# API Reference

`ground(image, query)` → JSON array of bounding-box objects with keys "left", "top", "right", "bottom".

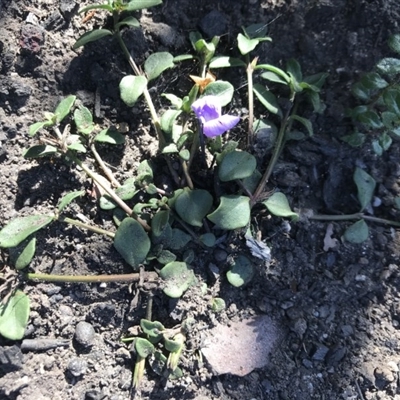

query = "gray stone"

[{"left": 75, "top": 321, "right": 95, "bottom": 347}]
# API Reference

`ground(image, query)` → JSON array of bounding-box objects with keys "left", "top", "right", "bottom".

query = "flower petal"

[
  {"left": 203, "top": 114, "right": 240, "bottom": 137},
  {"left": 191, "top": 96, "right": 221, "bottom": 123}
]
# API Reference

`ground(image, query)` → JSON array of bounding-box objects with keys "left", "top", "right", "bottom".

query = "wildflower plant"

[{"left": 0, "top": 0, "right": 330, "bottom": 385}]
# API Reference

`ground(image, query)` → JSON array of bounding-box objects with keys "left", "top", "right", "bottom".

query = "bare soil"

[{"left": 1, "top": 0, "right": 400, "bottom": 399}]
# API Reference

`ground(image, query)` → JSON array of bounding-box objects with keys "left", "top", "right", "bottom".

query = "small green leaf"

[
  {"left": 207, "top": 195, "right": 250, "bottom": 230},
  {"left": 262, "top": 192, "right": 298, "bottom": 219},
  {"left": 357, "top": 110, "right": 384, "bottom": 129},
  {"left": 94, "top": 128, "right": 125, "bottom": 144},
  {"left": 0, "top": 290, "right": 30, "bottom": 340},
  {"left": 244, "top": 23, "right": 269, "bottom": 39},
  {"left": 179, "top": 149, "right": 190, "bottom": 161},
  {"left": 162, "top": 93, "right": 183, "bottom": 109},
  {"left": 54, "top": 95, "right": 76, "bottom": 123},
  {"left": 0, "top": 214, "right": 54, "bottom": 248},
  {"left": 209, "top": 56, "right": 246, "bottom": 68},
  {"left": 286, "top": 58, "right": 303, "bottom": 83},
  {"left": 9, "top": 236, "right": 36, "bottom": 270},
  {"left": 226, "top": 255, "right": 254, "bottom": 287},
  {"left": 78, "top": 4, "right": 113, "bottom": 14},
  {"left": 119, "top": 75, "right": 148, "bottom": 107},
  {"left": 169, "top": 229, "right": 192, "bottom": 250},
  {"left": 343, "top": 220, "right": 369, "bottom": 243},
  {"left": 135, "top": 338, "right": 155, "bottom": 358},
  {"left": 144, "top": 52, "right": 174, "bottom": 81},
  {"left": 58, "top": 190, "right": 85, "bottom": 213},
  {"left": 253, "top": 83, "right": 282, "bottom": 117},
  {"left": 218, "top": 150, "right": 256, "bottom": 181},
  {"left": 383, "top": 89, "right": 400, "bottom": 116},
  {"left": 237, "top": 33, "right": 259, "bottom": 55},
  {"left": 351, "top": 82, "right": 373, "bottom": 102},
  {"left": 140, "top": 319, "right": 165, "bottom": 340},
  {"left": 199, "top": 232, "right": 216, "bottom": 247},
  {"left": 160, "top": 110, "right": 182, "bottom": 135},
  {"left": 212, "top": 298, "right": 226, "bottom": 312},
  {"left": 341, "top": 132, "right": 366, "bottom": 147},
  {"left": 135, "top": 160, "right": 154, "bottom": 186},
  {"left": 113, "top": 218, "right": 150, "bottom": 270},
  {"left": 260, "top": 71, "right": 288, "bottom": 85},
  {"left": 68, "top": 142, "right": 86, "bottom": 153},
  {"left": 125, "top": 0, "right": 162, "bottom": 11},
  {"left": 29, "top": 121, "right": 53, "bottom": 136},
  {"left": 353, "top": 168, "right": 376, "bottom": 211},
  {"left": 152, "top": 210, "right": 170, "bottom": 238},
  {"left": 376, "top": 57, "right": 400, "bottom": 77},
  {"left": 288, "top": 115, "right": 313, "bottom": 136},
  {"left": 394, "top": 197, "right": 400, "bottom": 210},
  {"left": 159, "top": 261, "right": 196, "bottom": 298},
  {"left": 175, "top": 188, "right": 213, "bottom": 227},
  {"left": 203, "top": 81, "right": 234, "bottom": 107},
  {"left": 302, "top": 72, "right": 329, "bottom": 89},
  {"left": 115, "top": 16, "right": 140, "bottom": 31},
  {"left": 173, "top": 54, "right": 194, "bottom": 62},
  {"left": 360, "top": 72, "right": 388, "bottom": 90},
  {"left": 255, "top": 64, "right": 290, "bottom": 83},
  {"left": 389, "top": 34, "right": 400, "bottom": 54},
  {"left": 23, "top": 145, "right": 58, "bottom": 158},
  {"left": 74, "top": 106, "right": 94, "bottom": 135},
  {"left": 73, "top": 29, "right": 113, "bottom": 49}
]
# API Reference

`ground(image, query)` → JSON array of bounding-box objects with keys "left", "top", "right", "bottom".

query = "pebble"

[
  {"left": 74, "top": 321, "right": 95, "bottom": 347},
  {"left": 67, "top": 358, "right": 88, "bottom": 377}
]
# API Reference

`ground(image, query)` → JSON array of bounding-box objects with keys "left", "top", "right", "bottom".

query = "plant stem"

[
  {"left": 24, "top": 271, "right": 159, "bottom": 283},
  {"left": 115, "top": 30, "right": 165, "bottom": 149},
  {"left": 309, "top": 212, "right": 400, "bottom": 227},
  {"left": 60, "top": 216, "right": 115, "bottom": 238},
  {"left": 181, "top": 160, "right": 194, "bottom": 189},
  {"left": 69, "top": 153, "right": 151, "bottom": 231},
  {"left": 90, "top": 143, "right": 120, "bottom": 188},
  {"left": 246, "top": 57, "right": 256, "bottom": 147}
]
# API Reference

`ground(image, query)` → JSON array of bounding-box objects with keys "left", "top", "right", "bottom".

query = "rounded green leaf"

[
  {"left": 135, "top": 338, "right": 155, "bottom": 358},
  {"left": 175, "top": 188, "right": 213, "bottom": 227},
  {"left": 207, "top": 195, "right": 250, "bottom": 230},
  {"left": 262, "top": 192, "right": 298, "bottom": 220},
  {"left": 115, "top": 16, "right": 140, "bottom": 30},
  {"left": 9, "top": 236, "right": 36, "bottom": 270},
  {"left": 58, "top": 190, "right": 85, "bottom": 213},
  {"left": 159, "top": 261, "right": 196, "bottom": 298},
  {"left": 144, "top": 52, "right": 174, "bottom": 81},
  {"left": 343, "top": 220, "right": 369, "bottom": 243},
  {"left": 226, "top": 255, "right": 254, "bottom": 287},
  {"left": 203, "top": 81, "right": 234, "bottom": 106},
  {"left": 23, "top": 145, "right": 58, "bottom": 158},
  {"left": 0, "top": 214, "right": 54, "bottom": 248},
  {"left": 389, "top": 34, "right": 400, "bottom": 54},
  {"left": 199, "top": 233, "right": 216, "bottom": 247},
  {"left": 353, "top": 168, "right": 376, "bottom": 211},
  {"left": 212, "top": 297, "right": 226, "bottom": 312},
  {"left": 218, "top": 150, "right": 256, "bottom": 182},
  {"left": 237, "top": 33, "right": 259, "bottom": 55},
  {"left": 94, "top": 128, "right": 125, "bottom": 144},
  {"left": 253, "top": 83, "right": 282, "bottom": 117},
  {"left": 119, "top": 75, "right": 148, "bottom": 107},
  {"left": 0, "top": 290, "right": 30, "bottom": 340},
  {"left": 54, "top": 95, "right": 76, "bottom": 123},
  {"left": 125, "top": 0, "right": 162, "bottom": 11},
  {"left": 74, "top": 106, "right": 94, "bottom": 135},
  {"left": 113, "top": 218, "right": 150, "bottom": 270},
  {"left": 73, "top": 29, "right": 113, "bottom": 49},
  {"left": 209, "top": 56, "right": 246, "bottom": 68},
  {"left": 140, "top": 319, "right": 165, "bottom": 339},
  {"left": 376, "top": 57, "right": 400, "bottom": 77}
]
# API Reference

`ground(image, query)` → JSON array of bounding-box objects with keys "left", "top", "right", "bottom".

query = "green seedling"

[{"left": 344, "top": 33, "right": 400, "bottom": 155}]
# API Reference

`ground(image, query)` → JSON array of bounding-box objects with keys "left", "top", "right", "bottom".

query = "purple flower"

[{"left": 191, "top": 96, "right": 240, "bottom": 138}]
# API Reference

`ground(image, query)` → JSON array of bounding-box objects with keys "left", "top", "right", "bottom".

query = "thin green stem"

[
  {"left": 181, "top": 160, "right": 194, "bottom": 189},
  {"left": 24, "top": 271, "right": 159, "bottom": 283},
  {"left": 90, "top": 143, "right": 120, "bottom": 188},
  {"left": 309, "top": 212, "right": 400, "bottom": 227},
  {"left": 246, "top": 57, "right": 256, "bottom": 147},
  {"left": 60, "top": 216, "right": 115, "bottom": 238}
]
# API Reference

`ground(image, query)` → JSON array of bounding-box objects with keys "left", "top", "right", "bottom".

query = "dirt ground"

[{"left": 1, "top": 0, "right": 400, "bottom": 399}]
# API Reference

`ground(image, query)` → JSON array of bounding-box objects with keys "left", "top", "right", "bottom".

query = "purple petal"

[
  {"left": 191, "top": 96, "right": 221, "bottom": 123},
  {"left": 203, "top": 114, "right": 240, "bottom": 137}
]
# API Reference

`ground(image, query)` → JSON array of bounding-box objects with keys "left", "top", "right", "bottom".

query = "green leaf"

[
  {"left": 159, "top": 261, "right": 196, "bottom": 298},
  {"left": 151, "top": 210, "right": 170, "bottom": 238},
  {"left": 199, "top": 233, "right": 216, "bottom": 247},
  {"left": 341, "top": 132, "right": 366, "bottom": 147},
  {"left": 286, "top": 58, "right": 303, "bottom": 83},
  {"left": 68, "top": 142, "right": 87, "bottom": 153},
  {"left": 125, "top": 0, "right": 162, "bottom": 11},
  {"left": 162, "top": 93, "right": 183, "bottom": 109},
  {"left": 73, "top": 29, "right": 113, "bottom": 49},
  {"left": 179, "top": 149, "right": 190, "bottom": 161},
  {"left": 54, "top": 95, "right": 76, "bottom": 123},
  {"left": 175, "top": 188, "right": 213, "bottom": 227},
  {"left": 237, "top": 33, "right": 259, "bottom": 55},
  {"left": 351, "top": 82, "right": 373, "bottom": 102},
  {"left": 381, "top": 111, "right": 400, "bottom": 129},
  {"left": 260, "top": 71, "right": 288, "bottom": 85},
  {"left": 255, "top": 64, "right": 290, "bottom": 83},
  {"left": 0, "top": 290, "right": 30, "bottom": 340},
  {"left": 169, "top": 229, "right": 191, "bottom": 250},
  {"left": 207, "top": 195, "right": 250, "bottom": 230},
  {"left": 212, "top": 298, "right": 226, "bottom": 312},
  {"left": 0, "top": 214, "right": 54, "bottom": 248},
  {"left": 288, "top": 115, "right": 313, "bottom": 136},
  {"left": 135, "top": 338, "right": 155, "bottom": 358},
  {"left": 376, "top": 57, "right": 400, "bottom": 77},
  {"left": 119, "top": 75, "right": 148, "bottom": 107},
  {"left": 209, "top": 56, "right": 246, "bottom": 68},
  {"left": 226, "top": 255, "right": 254, "bottom": 287},
  {"left": 253, "top": 83, "right": 282, "bottom": 117},
  {"left": 203, "top": 81, "right": 234, "bottom": 107},
  {"left": 74, "top": 106, "right": 94, "bottom": 135},
  {"left": 244, "top": 23, "right": 269, "bottom": 39},
  {"left": 94, "top": 128, "right": 125, "bottom": 144},
  {"left": 383, "top": 89, "right": 400, "bottom": 116},
  {"left": 113, "top": 218, "right": 150, "bottom": 270},
  {"left": 360, "top": 72, "right": 388, "bottom": 90},
  {"left": 140, "top": 319, "right": 165, "bottom": 340},
  {"left": 115, "top": 16, "right": 140, "bottom": 31},
  {"left": 173, "top": 54, "right": 194, "bottom": 62},
  {"left": 58, "top": 190, "right": 85, "bottom": 213},
  {"left": 135, "top": 160, "right": 154, "bottom": 186},
  {"left": 357, "top": 110, "right": 384, "bottom": 129},
  {"left": 343, "top": 220, "right": 369, "bottom": 243},
  {"left": 23, "top": 145, "right": 58, "bottom": 158},
  {"left": 353, "top": 168, "right": 376, "bottom": 211},
  {"left": 262, "top": 192, "right": 298, "bottom": 219},
  {"left": 394, "top": 197, "right": 400, "bottom": 210},
  {"left": 302, "top": 72, "right": 329, "bottom": 89},
  {"left": 29, "top": 121, "right": 53, "bottom": 136},
  {"left": 9, "top": 236, "right": 36, "bottom": 270},
  {"left": 160, "top": 110, "right": 182, "bottom": 135},
  {"left": 144, "top": 52, "right": 174, "bottom": 81},
  {"left": 78, "top": 4, "right": 113, "bottom": 14},
  {"left": 389, "top": 34, "right": 400, "bottom": 54},
  {"left": 218, "top": 150, "right": 256, "bottom": 182}
]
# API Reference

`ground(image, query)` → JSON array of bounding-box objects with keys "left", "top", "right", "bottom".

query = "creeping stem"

[{"left": 309, "top": 213, "right": 400, "bottom": 227}]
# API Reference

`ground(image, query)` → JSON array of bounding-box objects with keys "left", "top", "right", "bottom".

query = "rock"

[
  {"left": 19, "top": 24, "right": 44, "bottom": 53},
  {"left": 0, "top": 345, "right": 24, "bottom": 372},
  {"left": 199, "top": 10, "right": 228, "bottom": 38},
  {"left": 201, "top": 315, "right": 281, "bottom": 376},
  {"left": 75, "top": 321, "right": 95, "bottom": 348},
  {"left": 67, "top": 358, "right": 88, "bottom": 377}
]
